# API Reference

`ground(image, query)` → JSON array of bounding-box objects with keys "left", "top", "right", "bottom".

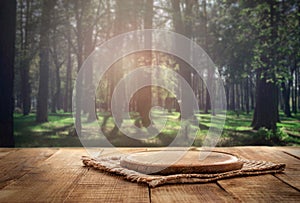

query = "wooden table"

[{"left": 0, "top": 147, "right": 299, "bottom": 202}]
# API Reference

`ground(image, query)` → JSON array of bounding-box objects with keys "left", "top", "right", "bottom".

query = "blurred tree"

[
  {"left": 171, "top": 0, "right": 196, "bottom": 118},
  {"left": 16, "top": 0, "right": 41, "bottom": 115},
  {"left": 250, "top": 1, "right": 280, "bottom": 130},
  {"left": 0, "top": 0, "right": 16, "bottom": 147},
  {"left": 9, "top": 0, "right": 300, "bottom": 138},
  {"left": 136, "top": 0, "right": 154, "bottom": 127},
  {"left": 36, "top": 0, "right": 56, "bottom": 122}
]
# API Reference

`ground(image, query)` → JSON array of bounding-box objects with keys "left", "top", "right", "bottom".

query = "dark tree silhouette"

[
  {"left": 251, "top": 1, "right": 279, "bottom": 130},
  {"left": 0, "top": 0, "right": 16, "bottom": 147}
]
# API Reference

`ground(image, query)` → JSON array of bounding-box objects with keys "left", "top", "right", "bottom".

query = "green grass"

[
  {"left": 14, "top": 113, "right": 80, "bottom": 147},
  {"left": 13, "top": 110, "right": 300, "bottom": 147},
  {"left": 15, "top": 113, "right": 73, "bottom": 133}
]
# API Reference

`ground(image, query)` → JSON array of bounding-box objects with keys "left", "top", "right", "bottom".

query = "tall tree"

[
  {"left": 36, "top": 0, "right": 56, "bottom": 122},
  {"left": 64, "top": 19, "right": 72, "bottom": 113},
  {"left": 108, "top": 0, "right": 135, "bottom": 137},
  {"left": 16, "top": 0, "right": 41, "bottom": 115},
  {"left": 82, "top": 0, "right": 105, "bottom": 122},
  {"left": 49, "top": 3, "right": 68, "bottom": 113},
  {"left": 73, "top": 0, "right": 103, "bottom": 131},
  {"left": 136, "top": 0, "right": 154, "bottom": 127},
  {"left": 0, "top": 0, "right": 16, "bottom": 147},
  {"left": 202, "top": 0, "right": 212, "bottom": 114},
  {"left": 18, "top": 0, "right": 31, "bottom": 115},
  {"left": 171, "top": 0, "right": 196, "bottom": 118},
  {"left": 251, "top": 1, "right": 279, "bottom": 130},
  {"left": 62, "top": 0, "right": 74, "bottom": 113}
]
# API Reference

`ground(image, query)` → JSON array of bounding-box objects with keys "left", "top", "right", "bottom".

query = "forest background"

[{"left": 0, "top": 0, "right": 299, "bottom": 147}]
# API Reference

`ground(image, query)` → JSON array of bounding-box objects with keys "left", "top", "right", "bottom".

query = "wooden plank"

[
  {"left": 0, "top": 148, "right": 18, "bottom": 158},
  {"left": 0, "top": 167, "right": 86, "bottom": 202},
  {"left": 217, "top": 147, "right": 300, "bottom": 202},
  {"left": 218, "top": 174, "right": 300, "bottom": 202},
  {"left": 0, "top": 148, "right": 18, "bottom": 153},
  {"left": 0, "top": 148, "right": 58, "bottom": 189},
  {"left": 151, "top": 183, "right": 239, "bottom": 203},
  {"left": 0, "top": 148, "right": 88, "bottom": 202},
  {"left": 64, "top": 169, "right": 150, "bottom": 203},
  {"left": 219, "top": 147, "right": 300, "bottom": 190},
  {"left": 0, "top": 147, "right": 298, "bottom": 202},
  {"left": 276, "top": 147, "right": 300, "bottom": 159}
]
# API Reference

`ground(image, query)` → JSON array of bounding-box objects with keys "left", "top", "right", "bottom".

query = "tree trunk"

[
  {"left": 36, "top": 0, "right": 55, "bottom": 122},
  {"left": 201, "top": 0, "right": 212, "bottom": 115},
  {"left": 199, "top": 78, "right": 204, "bottom": 110},
  {"left": 295, "top": 64, "right": 298, "bottom": 114},
  {"left": 292, "top": 66, "right": 297, "bottom": 114},
  {"left": 63, "top": 4, "right": 72, "bottom": 113},
  {"left": 20, "top": 59, "right": 31, "bottom": 115},
  {"left": 135, "top": 0, "right": 153, "bottom": 127},
  {"left": 204, "top": 89, "right": 210, "bottom": 113},
  {"left": 241, "top": 82, "right": 245, "bottom": 112},
  {"left": 107, "top": 0, "right": 126, "bottom": 137},
  {"left": 84, "top": 16, "right": 95, "bottom": 122},
  {"left": 281, "top": 81, "right": 291, "bottom": 117},
  {"left": 298, "top": 62, "right": 300, "bottom": 112},
  {"left": 250, "top": 75, "right": 255, "bottom": 110},
  {"left": 51, "top": 26, "right": 62, "bottom": 112},
  {"left": 55, "top": 63, "right": 61, "bottom": 110},
  {"left": 200, "top": 79, "right": 205, "bottom": 110},
  {"left": 74, "top": 0, "right": 85, "bottom": 134},
  {"left": 245, "top": 77, "right": 250, "bottom": 114},
  {"left": 19, "top": 0, "right": 31, "bottom": 115},
  {"left": 236, "top": 83, "right": 241, "bottom": 115},
  {"left": 252, "top": 2, "right": 279, "bottom": 130},
  {"left": 231, "top": 83, "right": 235, "bottom": 111},
  {"left": 0, "top": 0, "right": 16, "bottom": 147},
  {"left": 64, "top": 38, "right": 72, "bottom": 112},
  {"left": 252, "top": 69, "right": 278, "bottom": 130},
  {"left": 50, "top": 66, "right": 56, "bottom": 113},
  {"left": 298, "top": 70, "right": 300, "bottom": 112},
  {"left": 171, "top": 0, "right": 195, "bottom": 118},
  {"left": 225, "top": 84, "right": 230, "bottom": 111}
]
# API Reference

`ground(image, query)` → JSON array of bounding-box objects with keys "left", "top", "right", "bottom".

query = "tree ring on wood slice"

[{"left": 120, "top": 150, "right": 244, "bottom": 175}]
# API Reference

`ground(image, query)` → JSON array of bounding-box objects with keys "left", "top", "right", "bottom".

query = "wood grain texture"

[
  {"left": 0, "top": 148, "right": 58, "bottom": 189},
  {"left": 217, "top": 147, "right": 300, "bottom": 202},
  {"left": 218, "top": 174, "right": 300, "bottom": 202},
  {"left": 277, "top": 147, "right": 300, "bottom": 159},
  {"left": 0, "top": 148, "right": 17, "bottom": 158},
  {"left": 219, "top": 147, "right": 300, "bottom": 190},
  {"left": 0, "top": 148, "right": 86, "bottom": 202},
  {"left": 65, "top": 169, "right": 149, "bottom": 203},
  {"left": 0, "top": 147, "right": 298, "bottom": 203},
  {"left": 151, "top": 183, "right": 239, "bottom": 203}
]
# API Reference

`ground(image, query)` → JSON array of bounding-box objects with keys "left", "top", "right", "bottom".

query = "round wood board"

[{"left": 120, "top": 150, "right": 243, "bottom": 175}]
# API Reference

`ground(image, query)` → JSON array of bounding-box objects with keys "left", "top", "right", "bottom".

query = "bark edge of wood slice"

[{"left": 120, "top": 150, "right": 244, "bottom": 175}]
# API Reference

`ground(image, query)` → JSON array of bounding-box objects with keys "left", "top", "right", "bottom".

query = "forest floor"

[{"left": 14, "top": 111, "right": 300, "bottom": 147}]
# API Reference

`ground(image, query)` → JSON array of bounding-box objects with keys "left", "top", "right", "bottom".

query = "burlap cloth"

[{"left": 82, "top": 153, "right": 285, "bottom": 187}]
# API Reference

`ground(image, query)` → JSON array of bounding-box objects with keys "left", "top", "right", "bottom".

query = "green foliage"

[
  {"left": 255, "top": 127, "right": 282, "bottom": 144},
  {"left": 253, "top": 126, "right": 300, "bottom": 146}
]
